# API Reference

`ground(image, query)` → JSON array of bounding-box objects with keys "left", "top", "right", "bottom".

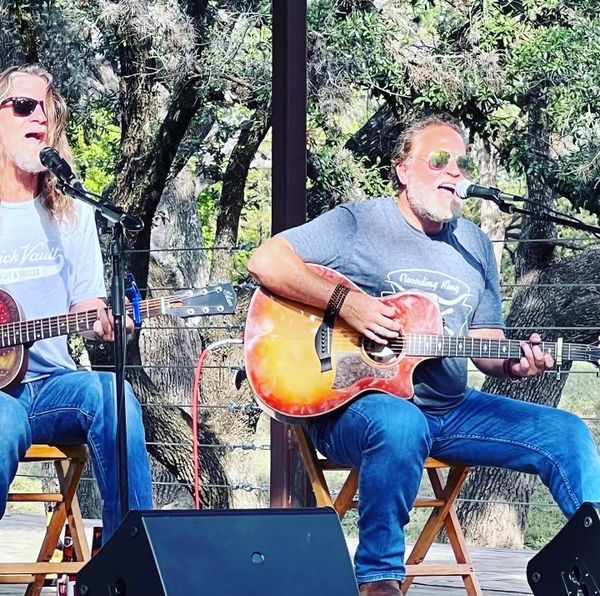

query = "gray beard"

[
  {"left": 406, "top": 181, "right": 464, "bottom": 223},
  {"left": 13, "top": 150, "right": 46, "bottom": 174}
]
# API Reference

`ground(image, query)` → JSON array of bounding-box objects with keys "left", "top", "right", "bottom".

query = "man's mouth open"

[
  {"left": 25, "top": 132, "right": 45, "bottom": 141},
  {"left": 437, "top": 183, "right": 456, "bottom": 196}
]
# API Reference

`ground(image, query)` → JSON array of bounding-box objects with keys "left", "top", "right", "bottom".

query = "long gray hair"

[{"left": 0, "top": 63, "right": 75, "bottom": 221}]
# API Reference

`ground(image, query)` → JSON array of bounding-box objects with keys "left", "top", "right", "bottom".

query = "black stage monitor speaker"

[
  {"left": 76, "top": 507, "right": 358, "bottom": 596},
  {"left": 527, "top": 501, "right": 600, "bottom": 595}
]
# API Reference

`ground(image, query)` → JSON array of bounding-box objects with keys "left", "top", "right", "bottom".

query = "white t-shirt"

[{"left": 0, "top": 197, "right": 106, "bottom": 381}]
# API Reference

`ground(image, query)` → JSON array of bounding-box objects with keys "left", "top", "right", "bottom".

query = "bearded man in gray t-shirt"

[
  {"left": 0, "top": 64, "right": 152, "bottom": 541},
  {"left": 248, "top": 114, "right": 600, "bottom": 595}
]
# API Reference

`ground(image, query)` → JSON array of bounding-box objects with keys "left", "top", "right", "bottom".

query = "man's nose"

[
  {"left": 445, "top": 158, "right": 461, "bottom": 176},
  {"left": 30, "top": 103, "right": 47, "bottom": 122}
]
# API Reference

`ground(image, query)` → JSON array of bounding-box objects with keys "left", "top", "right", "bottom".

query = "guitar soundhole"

[{"left": 362, "top": 333, "right": 404, "bottom": 364}]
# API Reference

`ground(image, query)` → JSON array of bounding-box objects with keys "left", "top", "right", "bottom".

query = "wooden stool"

[
  {"left": 0, "top": 444, "right": 91, "bottom": 596},
  {"left": 293, "top": 426, "right": 482, "bottom": 595}
]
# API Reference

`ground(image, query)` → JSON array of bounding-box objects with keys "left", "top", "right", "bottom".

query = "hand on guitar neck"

[
  {"left": 469, "top": 329, "right": 554, "bottom": 380},
  {"left": 70, "top": 298, "right": 134, "bottom": 342}
]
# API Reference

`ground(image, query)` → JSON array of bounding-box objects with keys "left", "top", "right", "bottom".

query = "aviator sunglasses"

[
  {"left": 0, "top": 97, "right": 45, "bottom": 117},
  {"left": 416, "top": 149, "right": 476, "bottom": 178}
]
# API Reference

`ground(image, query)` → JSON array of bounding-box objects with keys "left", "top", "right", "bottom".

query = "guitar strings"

[
  {"left": 303, "top": 331, "right": 596, "bottom": 360},
  {"left": 0, "top": 298, "right": 168, "bottom": 347}
]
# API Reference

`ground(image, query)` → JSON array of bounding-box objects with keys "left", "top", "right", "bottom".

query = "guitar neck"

[
  {"left": 0, "top": 299, "right": 165, "bottom": 349},
  {"left": 404, "top": 334, "right": 588, "bottom": 363}
]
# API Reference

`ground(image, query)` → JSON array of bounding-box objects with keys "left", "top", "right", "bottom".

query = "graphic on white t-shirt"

[{"left": 0, "top": 242, "right": 64, "bottom": 285}]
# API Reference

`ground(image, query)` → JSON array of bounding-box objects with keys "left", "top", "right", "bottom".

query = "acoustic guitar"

[
  {"left": 0, "top": 283, "right": 237, "bottom": 389},
  {"left": 244, "top": 264, "right": 597, "bottom": 418}
]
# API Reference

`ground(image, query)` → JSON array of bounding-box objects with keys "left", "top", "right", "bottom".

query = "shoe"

[{"left": 359, "top": 580, "right": 402, "bottom": 595}]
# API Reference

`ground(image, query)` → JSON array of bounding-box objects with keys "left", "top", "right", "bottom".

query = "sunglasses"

[
  {"left": 0, "top": 97, "right": 46, "bottom": 117},
  {"left": 417, "top": 150, "right": 476, "bottom": 178}
]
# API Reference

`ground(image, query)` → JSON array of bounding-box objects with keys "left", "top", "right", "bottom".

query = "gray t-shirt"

[
  {"left": 0, "top": 198, "right": 106, "bottom": 381},
  {"left": 280, "top": 196, "right": 504, "bottom": 414}
]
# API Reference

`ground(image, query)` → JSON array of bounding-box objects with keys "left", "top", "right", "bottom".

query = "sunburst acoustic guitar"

[
  {"left": 244, "top": 264, "right": 598, "bottom": 418},
  {"left": 0, "top": 283, "right": 237, "bottom": 389}
]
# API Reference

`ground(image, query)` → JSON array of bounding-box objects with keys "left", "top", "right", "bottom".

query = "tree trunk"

[
  {"left": 210, "top": 104, "right": 271, "bottom": 285},
  {"left": 473, "top": 136, "right": 508, "bottom": 270},
  {"left": 140, "top": 163, "right": 211, "bottom": 508},
  {"left": 457, "top": 96, "right": 564, "bottom": 546},
  {"left": 456, "top": 247, "right": 600, "bottom": 545},
  {"left": 203, "top": 103, "right": 272, "bottom": 508}
]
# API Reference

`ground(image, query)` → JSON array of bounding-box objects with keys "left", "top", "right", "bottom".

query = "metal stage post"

[{"left": 270, "top": 0, "right": 313, "bottom": 508}]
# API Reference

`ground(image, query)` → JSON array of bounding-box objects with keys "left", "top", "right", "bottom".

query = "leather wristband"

[
  {"left": 503, "top": 358, "right": 521, "bottom": 380},
  {"left": 325, "top": 284, "right": 351, "bottom": 324}
]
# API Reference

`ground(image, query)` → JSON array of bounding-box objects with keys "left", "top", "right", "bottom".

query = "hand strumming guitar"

[{"left": 339, "top": 291, "right": 401, "bottom": 345}]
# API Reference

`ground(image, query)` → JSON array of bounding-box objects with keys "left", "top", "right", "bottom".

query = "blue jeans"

[
  {"left": 0, "top": 370, "right": 153, "bottom": 540},
  {"left": 306, "top": 389, "right": 600, "bottom": 584}
]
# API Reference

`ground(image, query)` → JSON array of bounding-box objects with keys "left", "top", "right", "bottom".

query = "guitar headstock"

[
  {"left": 585, "top": 342, "right": 600, "bottom": 369},
  {"left": 163, "top": 283, "right": 237, "bottom": 317}
]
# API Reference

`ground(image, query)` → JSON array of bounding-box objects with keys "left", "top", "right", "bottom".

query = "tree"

[
  {"left": 6, "top": 0, "right": 600, "bottom": 545},
  {"left": 2, "top": 0, "right": 274, "bottom": 511}
]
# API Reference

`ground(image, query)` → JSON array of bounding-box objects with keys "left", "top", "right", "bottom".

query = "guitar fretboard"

[
  {"left": 0, "top": 300, "right": 164, "bottom": 349},
  {"left": 403, "top": 334, "right": 593, "bottom": 363}
]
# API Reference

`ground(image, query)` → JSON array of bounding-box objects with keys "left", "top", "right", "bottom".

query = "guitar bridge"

[{"left": 314, "top": 321, "right": 333, "bottom": 372}]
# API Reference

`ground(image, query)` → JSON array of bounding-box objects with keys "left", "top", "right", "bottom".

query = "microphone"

[
  {"left": 40, "top": 147, "right": 144, "bottom": 232},
  {"left": 39, "top": 147, "right": 84, "bottom": 191},
  {"left": 455, "top": 180, "right": 522, "bottom": 202}
]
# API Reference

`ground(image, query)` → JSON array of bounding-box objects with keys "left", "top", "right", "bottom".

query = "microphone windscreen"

[
  {"left": 455, "top": 180, "right": 473, "bottom": 199},
  {"left": 39, "top": 146, "right": 59, "bottom": 168}
]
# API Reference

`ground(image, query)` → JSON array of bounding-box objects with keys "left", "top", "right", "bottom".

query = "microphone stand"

[
  {"left": 56, "top": 180, "right": 144, "bottom": 522},
  {"left": 484, "top": 191, "right": 600, "bottom": 235}
]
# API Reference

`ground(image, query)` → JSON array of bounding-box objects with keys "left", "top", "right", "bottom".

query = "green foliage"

[
  {"left": 70, "top": 109, "right": 120, "bottom": 195},
  {"left": 197, "top": 183, "right": 221, "bottom": 249}
]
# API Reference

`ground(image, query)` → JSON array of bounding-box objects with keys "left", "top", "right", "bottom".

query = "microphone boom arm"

[
  {"left": 56, "top": 180, "right": 144, "bottom": 232},
  {"left": 489, "top": 190, "right": 600, "bottom": 235}
]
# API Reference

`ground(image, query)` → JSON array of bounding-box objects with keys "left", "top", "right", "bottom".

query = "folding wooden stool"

[
  {"left": 0, "top": 444, "right": 91, "bottom": 596},
  {"left": 293, "top": 426, "right": 482, "bottom": 595}
]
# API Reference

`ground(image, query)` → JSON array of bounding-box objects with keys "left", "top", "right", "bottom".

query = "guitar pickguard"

[{"left": 332, "top": 353, "right": 397, "bottom": 390}]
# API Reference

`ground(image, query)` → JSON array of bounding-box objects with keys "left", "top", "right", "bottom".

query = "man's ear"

[{"left": 395, "top": 163, "right": 408, "bottom": 186}]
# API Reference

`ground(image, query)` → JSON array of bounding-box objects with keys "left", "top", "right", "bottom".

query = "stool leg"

[
  {"left": 25, "top": 456, "right": 87, "bottom": 596},
  {"left": 402, "top": 466, "right": 482, "bottom": 596},
  {"left": 59, "top": 458, "right": 90, "bottom": 562},
  {"left": 334, "top": 468, "right": 359, "bottom": 519},
  {"left": 293, "top": 428, "right": 335, "bottom": 508}
]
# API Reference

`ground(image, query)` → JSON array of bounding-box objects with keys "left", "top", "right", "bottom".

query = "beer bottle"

[
  {"left": 62, "top": 523, "right": 74, "bottom": 562},
  {"left": 62, "top": 523, "right": 77, "bottom": 596},
  {"left": 56, "top": 574, "right": 68, "bottom": 596}
]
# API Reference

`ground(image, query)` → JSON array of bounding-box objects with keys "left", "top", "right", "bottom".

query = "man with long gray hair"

[{"left": 0, "top": 63, "right": 152, "bottom": 540}]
